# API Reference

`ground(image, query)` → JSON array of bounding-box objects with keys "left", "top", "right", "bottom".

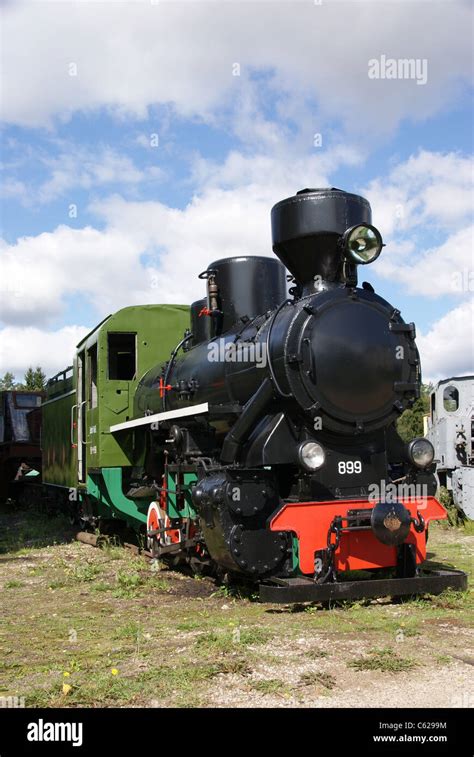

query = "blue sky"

[{"left": 0, "top": 0, "right": 472, "bottom": 382}]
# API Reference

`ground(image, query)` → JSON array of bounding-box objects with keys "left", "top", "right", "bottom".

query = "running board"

[
  {"left": 259, "top": 569, "right": 468, "bottom": 603},
  {"left": 110, "top": 403, "right": 209, "bottom": 433}
]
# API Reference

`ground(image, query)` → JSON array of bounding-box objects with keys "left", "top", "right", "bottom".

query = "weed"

[
  {"left": 300, "top": 671, "right": 336, "bottom": 689},
  {"left": 149, "top": 576, "right": 170, "bottom": 593},
  {"left": 250, "top": 678, "right": 285, "bottom": 695},
  {"left": 48, "top": 580, "right": 66, "bottom": 590},
  {"left": 211, "top": 583, "right": 258, "bottom": 602},
  {"left": 114, "top": 622, "right": 142, "bottom": 640},
  {"left": 428, "top": 589, "right": 471, "bottom": 610},
  {"left": 214, "top": 657, "right": 252, "bottom": 675},
  {"left": 113, "top": 570, "right": 144, "bottom": 597},
  {"left": 306, "top": 649, "right": 329, "bottom": 659},
  {"left": 72, "top": 564, "right": 102, "bottom": 583},
  {"left": 100, "top": 541, "right": 125, "bottom": 560},
  {"left": 348, "top": 648, "right": 417, "bottom": 673},
  {"left": 195, "top": 626, "right": 269, "bottom": 652},
  {"left": 90, "top": 581, "right": 110, "bottom": 593}
]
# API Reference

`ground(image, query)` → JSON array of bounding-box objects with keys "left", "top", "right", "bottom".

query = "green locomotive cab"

[{"left": 42, "top": 304, "right": 189, "bottom": 528}]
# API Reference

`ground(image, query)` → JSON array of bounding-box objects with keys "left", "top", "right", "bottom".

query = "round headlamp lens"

[
  {"left": 408, "top": 438, "right": 435, "bottom": 468},
  {"left": 343, "top": 224, "right": 383, "bottom": 264},
  {"left": 298, "top": 441, "right": 326, "bottom": 471}
]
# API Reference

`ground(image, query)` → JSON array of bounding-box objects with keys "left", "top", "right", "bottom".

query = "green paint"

[
  {"left": 87, "top": 469, "right": 148, "bottom": 525},
  {"left": 42, "top": 370, "right": 76, "bottom": 488},
  {"left": 43, "top": 303, "right": 189, "bottom": 486},
  {"left": 166, "top": 471, "right": 197, "bottom": 519},
  {"left": 292, "top": 536, "right": 300, "bottom": 574},
  {"left": 42, "top": 303, "right": 190, "bottom": 530},
  {"left": 78, "top": 304, "right": 189, "bottom": 470}
]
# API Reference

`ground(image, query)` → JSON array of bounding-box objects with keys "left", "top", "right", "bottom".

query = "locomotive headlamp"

[
  {"left": 298, "top": 441, "right": 326, "bottom": 471},
  {"left": 407, "top": 437, "right": 435, "bottom": 468},
  {"left": 342, "top": 223, "right": 383, "bottom": 265}
]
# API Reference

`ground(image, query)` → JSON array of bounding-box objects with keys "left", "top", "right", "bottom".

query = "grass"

[
  {"left": 89, "top": 581, "right": 110, "bottom": 593},
  {"left": 195, "top": 626, "right": 270, "bottom": 653},
  {"left": 0, "top": 506, "right": 471, "bottom": 707},
  {"left": 348, "top": 647, "right": 418, "bottom": 673},
  {"left": 250, "top": 678, "right": 286, "bottom": 695},
  {"left": 72, "top": 563, "right": 102, "bottom": 583},
  {"left": 24, "top": 659, "right": 254, "bottom": 708},
  {"left": 48, "top": 579, "right": 67, "bottom": 590},
  {"left": 404, "top": 588, "right": 472, "bottom": 612},
  {"left": 306, "top": 649, "right": 329, "bottom": 659},
  {"left": 210, "top": 583, "right": 259, "bottom": 602},
  {"left": 4, "top": 580, "right": 24, "bottom": 589},
  {"left": 113, "top": 570, "right": 144, "bottom": 597},
  {"left": 113, "top": 621, "right": 143, "bottom": 640},
  {"left": 299, "top": 671, "right": 337, "bottom": 689},
  {"left": 0, "top": 509, "right": 73, "bottom": 554}
]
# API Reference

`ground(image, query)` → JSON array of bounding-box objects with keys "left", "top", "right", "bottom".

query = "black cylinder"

[
  {"left": 271, "top": 188, "right": 372, "bottom": 286},
  {"left": 205, "top": 256, "right": 287, "bottom": 333}
]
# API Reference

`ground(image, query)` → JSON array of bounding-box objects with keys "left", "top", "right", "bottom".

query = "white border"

[{"left": 109, "top": 402, "right": 209, "bottom": 433}]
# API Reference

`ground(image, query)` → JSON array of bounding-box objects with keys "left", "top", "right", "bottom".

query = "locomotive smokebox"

[{"left": 271, "top": 188, "right": 371, "bottom": 287}]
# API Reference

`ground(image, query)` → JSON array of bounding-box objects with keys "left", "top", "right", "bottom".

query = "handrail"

[{"left": 70, "top": 403, "right": 78, "bottom": 445}]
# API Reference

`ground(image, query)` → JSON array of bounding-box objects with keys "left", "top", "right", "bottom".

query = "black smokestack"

[{"left": 271, "top": 188, "right": 372, "bottom": 288}]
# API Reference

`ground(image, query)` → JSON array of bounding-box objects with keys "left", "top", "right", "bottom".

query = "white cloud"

[
  {"left": 361, "top": 150, "right": 473, "bottom": 299},
  {"left": 417, "top": 301, "right": 474, "bottom": 383},
  {"left": 190, "top": 144, "right": 362, "bottom": 191},
  {"left": 0, "top": 141, "right": 346, "bottom": 329},
  {"left": 0, "top": 178, "right": 28, "bottom": 202},
  {"left": 38, "top": 149, "right": 154, "bottom": 203},
  {"left": 363, "top": 150, "right": 474, "bottom": 236},
  {"left": 376, "top": 226, "right": 473, "bottom": 298},
  {"left": 0, "top": 225, "right": 149, "bottom": 326},
  {"left": 1, "top": 1, "right": 472, "bottom": 135},
  {"left": 1, "top": 146, "right": 472, "bottom": 383},
  {"left": 0, "top": 324, "right": 89, "bottom": 379},
  {"left": 1, "top": 145, "right": 164, "bottom": 205}
]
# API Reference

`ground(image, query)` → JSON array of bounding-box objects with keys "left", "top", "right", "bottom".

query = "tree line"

[
  {"left": 0, "top": 367, "right": 47, "bottom": 392},
  {"left": 396, "top": 383, "right": 433, "bottom": 443}
]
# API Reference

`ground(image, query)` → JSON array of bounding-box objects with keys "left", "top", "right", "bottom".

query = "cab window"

[
  {"left": 108, "top": 333, "right": 136, "bottom": 380},
  {"left": 443, "top": 385, "right": 459, "bottom": 412}
]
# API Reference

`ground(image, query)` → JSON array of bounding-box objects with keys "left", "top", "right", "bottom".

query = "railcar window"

[
  {"left": 14, "top": 394, "right": 41, "bottom": 408},
  {"left": 443, "top": 385, "right": 459, "bottom": 412},
  {"left": 89, "top": 345, "right": 98, "bottom": 408},
  {"left": 108, "top": 333, "right": 136, "bottom": 381},
  {"left": 431, "top": 391, "right": 436, "bottom": 420}
]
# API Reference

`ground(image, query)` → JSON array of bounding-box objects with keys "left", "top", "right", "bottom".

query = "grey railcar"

[{"left": 426, "top": 376, "right": 474, "bottom": 518}]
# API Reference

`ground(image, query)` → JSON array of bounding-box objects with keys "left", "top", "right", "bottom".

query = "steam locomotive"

[{"left": 18, "top": 188, "right": 467, "bottom": 602}]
